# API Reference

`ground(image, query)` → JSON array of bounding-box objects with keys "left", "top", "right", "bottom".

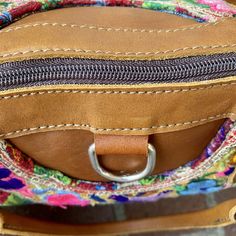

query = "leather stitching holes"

[
  {"left": 0, "top": 19, "right": 224, "bottom": 34},
  {"left": 0, "top": 81, "right": 236, "bottom": 100},
  {"left": 0, "top": 113, "right": 234, "bottom": 138},
  {"left": 1, "top": 44, "right": 236, "bottom": 58}
]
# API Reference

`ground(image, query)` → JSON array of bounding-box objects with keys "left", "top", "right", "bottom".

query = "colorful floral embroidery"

[
  {"left": 0, "top": 0, "right": 235, "bottom": 28},
  {"left": 0, "top": 119, "right": 235, "bottom": 207}
]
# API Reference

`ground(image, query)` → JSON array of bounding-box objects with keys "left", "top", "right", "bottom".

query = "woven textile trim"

[
  {"left": 0, "top": 0, "right": 236, "bottom": 29},
  {"left": 0, "top": 119, "right": 235, "bottom": 207}
]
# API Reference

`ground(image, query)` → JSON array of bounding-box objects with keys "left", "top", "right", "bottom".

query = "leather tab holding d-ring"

[{"left": 94, "top": 134, "right": 149, "bottom": 156}]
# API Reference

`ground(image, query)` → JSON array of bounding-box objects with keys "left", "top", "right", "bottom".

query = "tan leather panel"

[
  {"left": 227, "top": 0, "right": 236, "bottom": 4},
  {"left": 1, "top": 199, "right": 236, "bottom": 235},
  {"left": 0, "top": 8, "right": 235, "bottom": 137},
  {"left": 0, "top": 79, "right": 235, "bottom": 138},
  {"left": 0, "top": 7, "right": 235, "bottom": 62},
  {"left": 9, "top": 119, "right": 224, "bottom": 181},
  {"left": 94, "top": 134, "right": 148, "bottom": 155},
  {"left": 13, "top": 6, "right": 195, "bottom": 29}
]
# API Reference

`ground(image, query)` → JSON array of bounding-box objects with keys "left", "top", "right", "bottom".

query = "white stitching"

[
  {"left": 0, "top": 113, "right": 234, "bottom": 138},
  {"left": 1, "top": 44, "right": 236, "bottom": 58},
  {"left": 1, "top": 81, "right": 236, "bottom": 100},
  {"left": 0, "top": 20, "right": 222, "bottom": 34}
]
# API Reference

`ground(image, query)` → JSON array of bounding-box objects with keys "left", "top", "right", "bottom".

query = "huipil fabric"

[{"left": 0, "top": 0, "right": 236, "bottom": 29}]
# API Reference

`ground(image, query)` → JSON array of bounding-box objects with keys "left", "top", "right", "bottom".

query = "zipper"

[{"left": 0, "top": 52, "right": 236, "bottom": 90}]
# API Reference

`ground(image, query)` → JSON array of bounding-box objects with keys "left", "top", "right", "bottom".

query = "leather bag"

[{"left": 0, "top": 0, "right": 236, "bottom": 234}]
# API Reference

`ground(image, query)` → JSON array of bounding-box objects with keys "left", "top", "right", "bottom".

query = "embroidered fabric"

[
  {"left": 0, "top": 0, "right": 236, "bottom": 29},
  {"left": 0, "top": 119, "right": 235, "bottom": 208}
]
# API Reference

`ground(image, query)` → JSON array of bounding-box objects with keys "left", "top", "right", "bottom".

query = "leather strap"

[
  {"left": 94, "top": 134, "right": 148, "bottom": 156},
  {"left": 0, "top": 199, "right": 236, "bottom": 235}
]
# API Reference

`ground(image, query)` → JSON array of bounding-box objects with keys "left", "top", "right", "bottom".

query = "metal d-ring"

[{"left": 88, "top": 143, "right": 156, "bottom": 183}]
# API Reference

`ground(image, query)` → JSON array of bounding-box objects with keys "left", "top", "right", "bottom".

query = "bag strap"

[{"left": 1, "top": 199, "right": 236, "bottom": 235}]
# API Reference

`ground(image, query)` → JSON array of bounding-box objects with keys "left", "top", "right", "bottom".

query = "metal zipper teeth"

[{"left": 0, "top": 53, "right": 236, "bottom": 89}]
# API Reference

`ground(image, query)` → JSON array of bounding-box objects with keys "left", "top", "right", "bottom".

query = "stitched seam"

[
  {"left": 0, "top": 20, "right": 222, "bottom": 34},
  {"left": 1, "top": 44, "right": 236, "bottom": 58},
  {"left": 0, "top": 113, "right": 234, "bottom": 138},
  {"left": 1, "top": 81, "right": 236, "bottom": 100}
]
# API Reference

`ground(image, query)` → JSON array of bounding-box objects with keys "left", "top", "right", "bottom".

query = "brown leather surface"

[
  {"left": 9, "top": 119, "right": 224, "bottom": 181},
  {"left": 227, "top": 0, "right": 236, "bottom": 4},
  {"left": 0, "top": 7, "right": 236, "bottom": 62},
  {"left": 94, "top": 134, "right": 148, "bottom": 155},
  {"left": 0, "top": 78, "right": 235, "bottom": 138},
  {"left": 0, "top": 8, "right": 235, "bottom": 138},
  {"left": 1, "top": 199, "right": 236, "bottom": 235}
]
